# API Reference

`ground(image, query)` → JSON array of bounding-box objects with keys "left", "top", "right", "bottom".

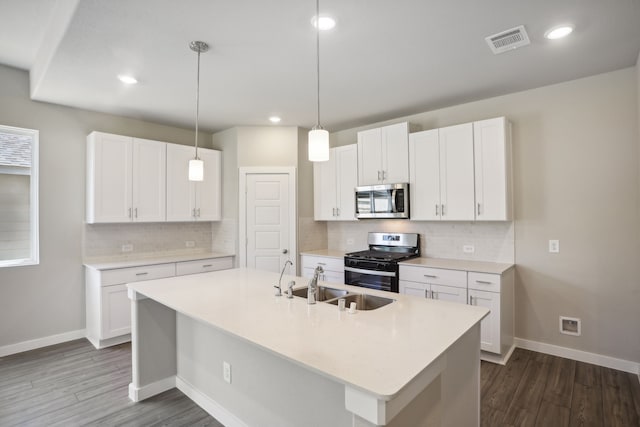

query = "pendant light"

[
  {"left": 308, "top": 0, "right": 330, "bottom": 162},
  {"left": 188, "top": 41, "right": 209, "bottom": 181}
]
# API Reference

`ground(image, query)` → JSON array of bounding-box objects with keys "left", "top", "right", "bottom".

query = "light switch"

[{"left": 549, "top": 240, "right": 560, "bottom": 253}]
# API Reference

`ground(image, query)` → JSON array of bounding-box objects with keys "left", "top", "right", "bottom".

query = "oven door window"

[{"left": 345, "top": 268, "right": 396, "bottom": 292}]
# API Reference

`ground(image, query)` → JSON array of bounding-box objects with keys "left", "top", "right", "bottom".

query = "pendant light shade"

[
  {"left": 308, "top": 0, "right": 329, "bottom": 162},
  {"left": 308, "top": 127, "right": 329, "bottom": 161},
  {"left": 188, "top": 158, "right": 204, "bottom": 181},
  {"left": 188, "top": 40, "right": 209, "bottom": 181}
]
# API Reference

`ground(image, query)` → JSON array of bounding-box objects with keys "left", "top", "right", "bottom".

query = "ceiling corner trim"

[{"left": 29, "top": 0, "right": 81, "bottom": 99}]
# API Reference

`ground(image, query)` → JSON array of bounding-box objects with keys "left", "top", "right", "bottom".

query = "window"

[{"left": 0, "top": 125, "right": 39, "bottom": 267}]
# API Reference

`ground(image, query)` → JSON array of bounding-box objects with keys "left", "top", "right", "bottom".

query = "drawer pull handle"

[
  {"left": 424, "top": 274, "right": 437, "bottom": 278},
  {"left": 475, "top": 280, "right": 492, "bottom": 285},
  {"left": 135, "top": 272, "right": 148, "bottom": 276},
  {"left": 317, "top": 262, "right": 326, "bottom": 265},
  {"left": 202, "top": 264, "right": 213, "bottom": 268}
]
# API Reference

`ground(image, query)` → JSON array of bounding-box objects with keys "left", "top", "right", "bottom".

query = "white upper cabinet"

[
  {"left": 357, "top": 122, "right": 409, "bottom": 185},
  {"left": 314, "top": 144, "right": 358, "bottom": 221},
  {"left": 409, "top": 123, "right": 475, "bottom": 220},
  {"left": 439, "top": 123, "right": 475, "bottom": 220},
  {"left": 166, "top": 143, "right": 221, "bottom": 222},
  {"left": 86, "top": 132, "right": 166, "bottom": 223},
  {"left": 132, "top": 138, "right": 167, "bottom": 222},
  {"left": 473, "top": 117, "right": 513, "bottom": 221},
  {"left": 409, "top": 129, "right": 440, "bottom": 220}
]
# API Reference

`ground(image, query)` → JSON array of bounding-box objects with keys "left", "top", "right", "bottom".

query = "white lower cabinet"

[
  {"left": 85, "top": 256, "right": 233, "bottom": 349},
  {"left": 400, "top": 263, "right": 514, "bottom": 362},
  {"left": 399, "top": 266, "right": 467, "bottom": 305},
  {"left": 301, "top": 255, "right": 344, "bottom": 284}
]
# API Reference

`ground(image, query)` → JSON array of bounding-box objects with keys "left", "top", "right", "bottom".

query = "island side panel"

[
  {"left": 441, "top": 323, "right": 481, "bottom": 426},
  {"left": 128, "top": 291, "right": 177, "bottom": 401},
  {"left": 175, "top": 313, "right": 353, "bottom": 427}
]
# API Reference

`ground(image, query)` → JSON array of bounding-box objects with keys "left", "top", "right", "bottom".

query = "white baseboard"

[
  {"left": 514, "top": 338, "right": 640, "bottom": 375},
  {"left": 0, "top": 329, "right": 86, "bottom": 357},
  {"left": 128, "top": 376, "right": 176, "bottom": 402},
  {"left": 176, "top": 376, "right": 248, "bottom": 427}
]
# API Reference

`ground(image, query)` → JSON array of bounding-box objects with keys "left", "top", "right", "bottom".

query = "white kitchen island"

[{"left": 127, "top": 268, "right": 489, "bottom": 427}]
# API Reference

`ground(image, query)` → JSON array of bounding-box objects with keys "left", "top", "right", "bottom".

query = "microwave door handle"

[{"left": 391, "top": 189, "right": 397, "bottom": 213}]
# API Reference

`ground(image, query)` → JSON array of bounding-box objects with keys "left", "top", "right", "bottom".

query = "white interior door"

[{"left": 245, "top": 173, "right": 292, "bottom": 273}]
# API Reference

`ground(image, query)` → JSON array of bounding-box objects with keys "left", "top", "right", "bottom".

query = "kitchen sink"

[
  {"left": 291, "top": 286, "right": 349, "bottom": 301},
  {"left": 327, "top": 293, "right": 395, "bottom": 311}
]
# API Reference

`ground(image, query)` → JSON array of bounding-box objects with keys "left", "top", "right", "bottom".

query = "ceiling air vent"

[{"left": 485, "top": 25, "right": 530, "bottom": 54}]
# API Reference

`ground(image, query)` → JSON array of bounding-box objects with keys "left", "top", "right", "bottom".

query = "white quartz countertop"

[
  {"left": 128, "top": 268, "right": 489, "bottom": 400},
  {"left": 299, "top": 249, "right": 346, "bottom": 258},
  {"left": 84, "top": 252, "right": 234, "bottom": 270},
  {"left": 400, "top": 257, "right": 514, "bottom": 275}
]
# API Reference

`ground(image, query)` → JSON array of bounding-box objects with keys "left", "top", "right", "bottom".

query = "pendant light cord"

[
  {"left": 315, "top": 0, "right": 321, "bottom": 129},
  {"left": 195, "top": 48, "right": 201, "bottom": 159}
]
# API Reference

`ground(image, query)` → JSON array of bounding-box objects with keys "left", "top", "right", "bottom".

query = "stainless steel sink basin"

[
  {"left": 327, "top": 293, "right": 395, "bottom": 311},
  {"left": 291, "top": 286, "right": 349, "bottom": 301}
]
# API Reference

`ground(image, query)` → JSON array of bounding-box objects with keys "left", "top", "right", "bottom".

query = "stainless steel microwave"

[{"left": 355, "top": 183, "right": 410, "bottom": 219}]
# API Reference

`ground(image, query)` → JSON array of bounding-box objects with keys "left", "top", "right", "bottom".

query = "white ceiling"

[{"left": 1, "top": 0, "right": 639, "bottom": 133}]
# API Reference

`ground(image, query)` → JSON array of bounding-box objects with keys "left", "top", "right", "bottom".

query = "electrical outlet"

[
  {"left": 463, "top": 245, "right": 475, "bottom": 254},
  {"left": 223, "top": 361, "right": 231, "bottom": 384},
  {"left": 346, "top": 238, "right": 354, "bottom": 245},
  {"left": 121, "top": 244, "right": 133, "bottom": 253},
  {"left": 549, "top": 240, "right": 560, "bottom": 253},
  {"left": 185, "top": 241, "right": 195, "bottom": 248}
]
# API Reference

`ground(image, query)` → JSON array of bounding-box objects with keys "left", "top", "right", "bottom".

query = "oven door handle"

[{"left": 344, "top": 266, "right": 396, "bottom": 277}]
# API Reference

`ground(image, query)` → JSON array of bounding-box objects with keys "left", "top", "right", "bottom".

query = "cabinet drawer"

[
  {"left": 100, "top": 263, "right": 176, "bottom": 286},
  {"left": 399, "top": 265, "right": 466, "bottom": 288},
  {"left": 468, "top": 272, "right": 501, "bottom": 292},
  {"left": 176, "top": 257, "right": 233, "bottom": 276},
  {"left": 301, "top": 255, "right": 344, "bottom": 273}
]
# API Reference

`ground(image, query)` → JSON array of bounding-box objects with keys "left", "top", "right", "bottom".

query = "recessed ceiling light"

[
  {"left": 545, "top": 25, "right": 574, "bottom": 40},
  {"left": 269, "top": 116, "right": 282, "bottom": 123},
  {"left": 311, "top": 15, "right": 336, "bottom": 31},
  {"left": 117, "top": 74, "right": 138, "bottom": 85}
]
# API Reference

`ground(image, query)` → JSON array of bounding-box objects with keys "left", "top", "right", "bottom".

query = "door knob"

[{"left": 282, "top": 249, "right": 288, "bottom": 254}]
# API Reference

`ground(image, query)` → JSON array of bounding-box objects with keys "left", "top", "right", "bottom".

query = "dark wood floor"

[
  {"left": 1, "top": 340, "right": 639, "bottom": 426},
  {"left": 0, "top": 339, "right": 221, "bottom": 426},
  {"left": 481, "top": 348, "right": 640, "bottom": 427}
]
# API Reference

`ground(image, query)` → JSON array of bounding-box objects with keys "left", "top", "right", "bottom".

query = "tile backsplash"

[
  {"left": 328, "top": 220, "right": 514, "bottom": 263},
  {"left": 84, "top": 222, "right": 213, "bottom": 260}
]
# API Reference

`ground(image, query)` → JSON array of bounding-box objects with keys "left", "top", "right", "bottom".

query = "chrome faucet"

[
  {"left": 307, "top": 265, "right": 324, "bottom": 304},
  {"left": 274, "top": 260, "right": 293, "bottom": 296}
]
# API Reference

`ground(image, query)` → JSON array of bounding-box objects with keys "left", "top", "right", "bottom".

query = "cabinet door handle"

[
  {"left": 425, "top": 290, "right": 431, "bottom": 299},
  {"left": 432, "top": 291, "right": 438, "bottom": 300},
  {"left": 424, "top": 274, "right": 437, "bottom": 278},
  {"left": 435, "top": 205, "right": 439, "bottom": 216},
  {"left": 317, "top": 262, "right": 326, "bottom": 265},
  {"left": 377, "top": 171, "right": 381, "bottom": 181},
  {"left": 441, "top": 204, "right": 446, "bottom": 216},
  {"left": 192, "top": 208, "right": 196, "bottom": 218},
  {"left": 136, "top": 272, "right": 148, "bottom": 276},
  {"left": 134, "top": 208, "right": 138, "bottom": 218},
  {"left": 476, "top": 280, "right": 493, "bottom": 285},
  {"left": 197, "top": 208, "right": 201, "bottom": 217},
  {"left": 477, "top": 203, "right": 481, "bottom": 216},
  {"left": 469, "top": 295, "right": 474, "bottom": 305},
  {"left": 336, "top": 207, "right": 340, "bottom": 216},
  {"left": 202, "top": 264, "right": 213, "bottom": 268},
  {"left": 128, "top": 208, "right": 132, "bottom": 218}
]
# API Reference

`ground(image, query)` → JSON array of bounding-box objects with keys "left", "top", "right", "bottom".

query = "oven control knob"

[{"left": 377, "top": 263, "right": 385, "bottom": 270}]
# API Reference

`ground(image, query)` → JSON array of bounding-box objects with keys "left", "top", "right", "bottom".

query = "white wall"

[
  {"left": 330, "top": 67, "right": 640, "bottom": 364},
  {"left": 0, "top": 64, "right": 211, "bottom": 348}
]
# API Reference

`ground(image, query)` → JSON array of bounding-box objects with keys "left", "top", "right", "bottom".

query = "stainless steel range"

[{"left": 344, "top": 232, "right": 420, "bottom": 293}]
